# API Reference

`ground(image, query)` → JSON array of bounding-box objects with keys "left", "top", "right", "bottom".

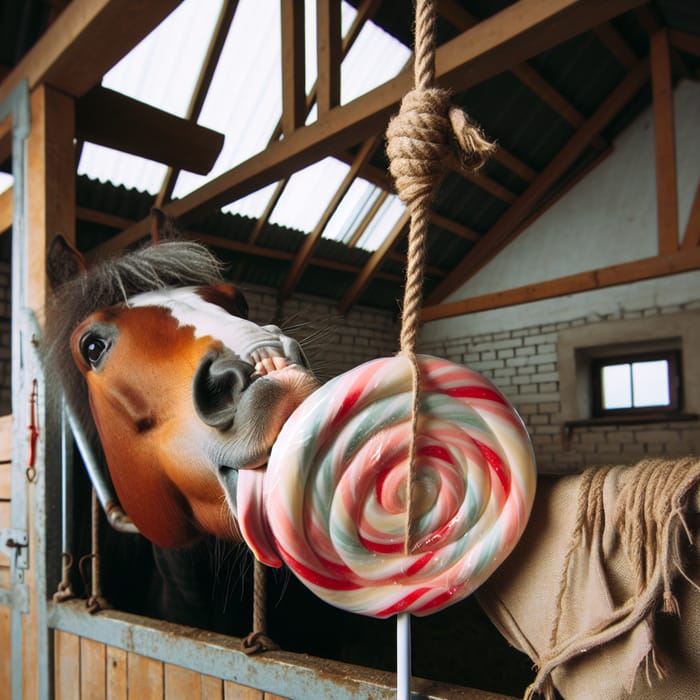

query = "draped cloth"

[{"left": 477, "top": 458, "right": 700, "bottom": 700}]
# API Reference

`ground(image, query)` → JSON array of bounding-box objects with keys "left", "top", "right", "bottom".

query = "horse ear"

[
  {"left": 150, "top": 207, "right": 183, "bottom": 243},
  {"left": 47, "top": 234, "right": 87, "bottom": 289},
  {"left": 197, "top": 283, "right": 249, "bottom": 319}
]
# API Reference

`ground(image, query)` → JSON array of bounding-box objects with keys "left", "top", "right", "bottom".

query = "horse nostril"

[{"left": 193, "top": 350, "right": 254, "bottom": 431}]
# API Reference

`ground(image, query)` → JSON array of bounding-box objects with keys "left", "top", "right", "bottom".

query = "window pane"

[
  {"left": 632, "top": 360, "right": 670, "bottom": 407},
  {"left": 602, "top": 364, "right": 632, "bottom": 409}
]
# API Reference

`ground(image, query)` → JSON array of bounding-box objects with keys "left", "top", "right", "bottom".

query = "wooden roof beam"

[
  {"left": 427, "top": 59, "right": 650, "bottom": 305},
  {"left": 281, "top": 0, "right": 306, "bottom": 136},
  {"left": 681, "top": 180, "right": 700, "bottom": 251},
  {"left": 316, "top": 0, "right": 342, "bottom": 116},
  {"left": 76, "top": 87, "right": 224, "bottom": 174},
  {"left": 422, "top": 247, "right": 700, "bottom": 321},
  {"left": 669, "top": 30, "right": 700, "bottom": 58},
  {"left": 593, "top": 22, "right": 638, "bottom": 69},
  {"left": 93, "top": 0, "right": 647, "bottom": 260},
  {"left": 650, "top": 28, "right": 679, "bottom": 256},
  {"left": 0, "top": 0, "right": 182, "bottom": 104},
  {"left": 156, "top": 0, "right": 239, "bottom": 206},
  {"left": 439, "top": 0, "right": 607, "bottom": 151}
]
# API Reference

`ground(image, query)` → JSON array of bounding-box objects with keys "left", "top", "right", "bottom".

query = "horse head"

[{"left": 46, "top": 220, "right": 318, "bottom": 564}]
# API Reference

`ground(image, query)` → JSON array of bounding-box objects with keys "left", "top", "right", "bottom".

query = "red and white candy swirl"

[{"left": 257, "top": 355, "right": 536, "bottom": 618}]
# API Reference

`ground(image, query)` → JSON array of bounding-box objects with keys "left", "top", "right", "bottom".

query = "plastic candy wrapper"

[{"left": 243, "top": 355, "right": 537, "bottom": 618}]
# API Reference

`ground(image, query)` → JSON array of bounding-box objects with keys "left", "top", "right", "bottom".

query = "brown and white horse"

[{"left": 46, "top": 222, "right": 318, "bottom": 561}]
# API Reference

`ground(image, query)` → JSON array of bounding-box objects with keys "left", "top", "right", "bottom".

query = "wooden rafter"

[
  {"left": 92, "top": 0, "right": 647, "bottom": 262},
  {"left": 650, "top": 28, "right": 679, "bottom": 256},
  {"left": 76, "top": 87, "right": 224, "bottom": 174},
  {"left": 422, "top": 247, "right": 700, "bottom": 321},
  {"left": 681, "top": 180, "right": 700, "bottom": 251},
  {"left": 316, "top": 0, "right": 342, "bottom": 116},
  {"left": 281, "top": 0, "right": 306, "bottom": 136},
  {"left": 439, "top": 0, "right": 608, "bottom": 151},
  {"left": 156, "top": 0, "right": 239, "bottom": 207},
  {"left": 0, "top": 0, "right": 182, "bottom": 104},
  {"left": 669, "top": 29, "right": 700, "bottom": 58},
  {"left": 427, "top": 59, "right": 650, "bottom": 305},
  {"left": 346, "top": 190, "right": 389, "bottom": 248},
  {"left": 593, "top": 22, "right": 638, "bottom": 69}
]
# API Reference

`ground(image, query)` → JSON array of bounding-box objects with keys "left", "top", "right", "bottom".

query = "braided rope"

[{"left": 386, "top": 0, "right": 495, "bottom": 552}]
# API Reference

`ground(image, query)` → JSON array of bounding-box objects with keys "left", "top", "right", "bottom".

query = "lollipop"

[{"left": 253, "top": 354, "right": 536, "bottom": 618}]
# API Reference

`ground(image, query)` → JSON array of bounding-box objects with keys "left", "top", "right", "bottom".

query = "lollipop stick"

[{"left": 397, "top": 612, "right": 412, "bottom": 699}]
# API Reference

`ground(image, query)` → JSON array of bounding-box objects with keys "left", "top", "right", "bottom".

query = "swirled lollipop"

[{"left": 249, "top": 354, "right": 536, "bottom": 618}]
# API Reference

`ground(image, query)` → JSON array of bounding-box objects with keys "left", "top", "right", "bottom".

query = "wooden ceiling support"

[
  {"left": 156, "top": 0, "right": 239, "bottom": 206},
  {"left": 426, "top": 59, "right": 650, "bottom": 305},
  {"left": 281, "top": 0, "right": 306, "bottom": 137},
  {"left": 93, "top": 0, "right": 647, "bottom": 261},
  {"left": 669, "top": 30, "right": 700, "bottom": 58},
  {"left": 681, "top": 180, "right": 700, "bottom": 251},
  {"left": 346, "top": 190, "right": 389, "bottom": 248},
  {"left": 76, "top": 87, "right": 225, "bottom": 174},
  {"left": 421, "top": 247, "right": 700, "bottom": 321},
  {"left": 0, "top": 0, "right": 182, "bottom": 104},
  {"left": 593, "top": 22, "right": 638, "bottom": 70},
  {"left": 650, "top": 28, "right": 679, "bottom": 256},
  {"left": 316, "top": 0, "right": 342, "bottom": 116}
]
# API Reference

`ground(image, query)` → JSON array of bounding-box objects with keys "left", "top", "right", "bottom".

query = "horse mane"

[{"left": 44, "top": 240, "right": 228, "bottom": 448}]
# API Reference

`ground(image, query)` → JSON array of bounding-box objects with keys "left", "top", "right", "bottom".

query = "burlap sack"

[{"left": 477, "top": 458, "right": 700, "bottom": 700}]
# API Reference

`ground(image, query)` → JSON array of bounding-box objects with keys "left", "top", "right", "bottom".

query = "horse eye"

[{"left": 80, "top": 333, "right": 109, "bottom": 368}]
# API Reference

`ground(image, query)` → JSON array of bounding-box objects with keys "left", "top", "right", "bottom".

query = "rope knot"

[{"left": 386, "top": 87, "right": 496, "bottom": 212}]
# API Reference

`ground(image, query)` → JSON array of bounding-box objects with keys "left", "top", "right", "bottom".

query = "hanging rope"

[
  {"left": 86, "top": 488, "right": 110, "bottom": 614},
  {"left": 242, "top": 559, "right": 279, "bottom": 654},
  {"left": 386, "top": 0, "right": 495, "bottom": 550}
]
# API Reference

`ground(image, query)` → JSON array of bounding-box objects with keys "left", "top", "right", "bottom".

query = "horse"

[{"left": 45, "top": 217, "right": 318, "bottom": 557}]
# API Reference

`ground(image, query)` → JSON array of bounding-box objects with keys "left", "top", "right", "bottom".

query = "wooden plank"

[
  {"left": 426, "top": 60, "right": 650, "bottom": 304},
  {"left": 164, "top": 663, "right": 202, "bottom": 697},
  {"left": 107, "top": 646, "right": 128, "bottom": 700},
  {"left": 54, "top": 631, "right": 81, "bottom": 700},
  {"left": 281, "top": 0, "right": 306, "bottom": 136},
  {"left": 0, "top": 186, "right": 11, "bottom": 236},
  {"left": 76, "top": 87, "right": 224, "bottom": 175},
  {"left": 223, "top": 680, "right": 263, "bottom": 699},
  {"left": 316, "top": 0, "right": 342, "bottom": 115},
  {"left": 94, "top": 0, "right": 645, "bottom": 259},
  {"left": 669, "top": 29, "right": 700, "bottom": 58},
  {"left": 682, "top": 180, "right": 700, "bottom": 250},
  {"left": 0, "top": 0, "right": 182, "bottom": 104},
  {"left": 81, "top": 637, "right": 107, "bottom": 700},
  {"left": 127, "top": 653, "right": 164, "bottom": 700},
  {"left": 201, "top": 675, "right": 224, "bottom": 700},
  {"left": 593, "top": 22, "right": 637, "bottom": 69},
  {"left": 421, "top": 247, "right": 700, "bottom": 321},
  {"left": 0, "top": 605, "right": 9, "bottom": 696},
  {"left": 650, "top": 28, "right": 679, "bottom": 256}
]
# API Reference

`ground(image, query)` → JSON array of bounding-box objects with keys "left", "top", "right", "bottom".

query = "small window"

[{"left": 591, "top": 350, "right": 681, "bottom": 416}]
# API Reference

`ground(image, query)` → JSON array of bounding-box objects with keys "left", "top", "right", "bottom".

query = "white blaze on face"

[{"left": 128, "top": 287, "right": 317, "bottom": 560}]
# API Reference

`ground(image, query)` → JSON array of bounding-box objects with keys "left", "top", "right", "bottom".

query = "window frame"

[{"left": 590, "top": 349, "right": 682, "bottom": 418}]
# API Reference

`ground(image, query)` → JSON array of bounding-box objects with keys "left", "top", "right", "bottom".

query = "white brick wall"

[{"left": 419, "top": 302, "right": 700, "bottom": 474}]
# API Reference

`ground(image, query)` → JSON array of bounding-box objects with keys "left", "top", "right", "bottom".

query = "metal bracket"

[{"left": 0, "top": 528, "right": 29, "bottom": 570}]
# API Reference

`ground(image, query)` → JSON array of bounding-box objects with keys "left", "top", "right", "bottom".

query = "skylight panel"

[
  {"left": 355, "top": 194, "right": 406, "bottom": 252},
  {"left": 173, "top": 0, "right": 283, "bottom": 200},
  {"left": 322, "top": 180, "right": 382, "bottom": 244},
  {"left": 222, "top": 182, "right": 282, "bottom": 220},
  {"left": 269, "top": 158, "right": 350, "bottom": 233},
  {"left": 78, "top": 143, "right": 168, "bottom": 195}
]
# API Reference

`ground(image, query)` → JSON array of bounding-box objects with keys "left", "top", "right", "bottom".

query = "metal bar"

[{"left": 47, "top": 600, "right": 490, "bottom": 700}]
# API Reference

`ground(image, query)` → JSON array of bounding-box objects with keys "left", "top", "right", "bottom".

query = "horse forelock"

[{"left": 43, "top": 240, "right": 228, "bottom": 449}]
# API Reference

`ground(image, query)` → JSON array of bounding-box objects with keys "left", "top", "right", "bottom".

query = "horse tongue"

[{"left": 236, "top": 469, "right": 282, "bottom": 568}]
